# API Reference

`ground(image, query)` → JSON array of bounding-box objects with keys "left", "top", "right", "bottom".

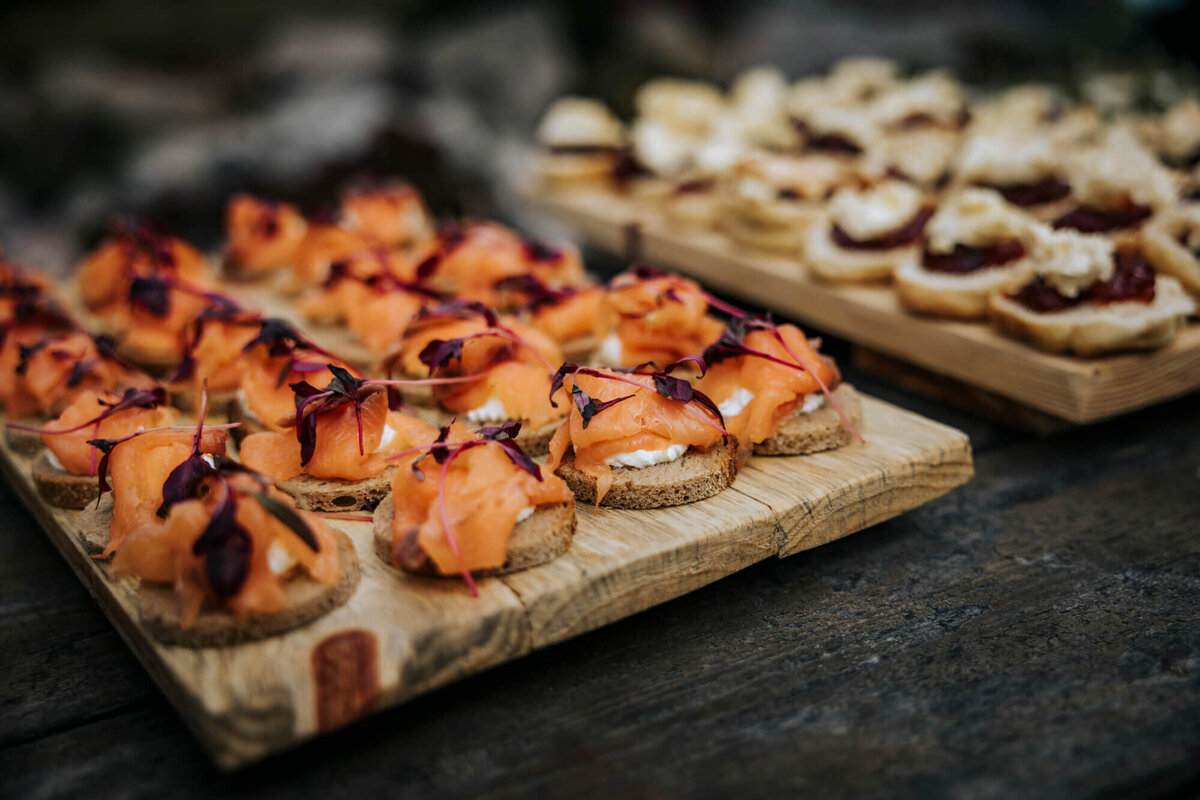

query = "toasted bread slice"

[
  {"left": 721, "top": 213, "right": 809, "bottom": 253},
  {"left": 5, "top": 415, "right": 45, "bottom": 456},
  {"left": 139, "top": 529, "right": 361, "bottom": 648},
  {"left": 534, "top": 151, "right": 619, "bottom": 185},
  {"left": 893, "top": 257, "right": 1036, "bottom": 319},
  {"left": 804, "top": 221, "right": 917, "bottom": 283},
  {"left": 754, "top": 384, "right": 864, "bottom": 456},
  {"left": 664, "top": 189, "right": 720, "bottom": 229},
  {"left": 987, "top": 274, "right": 1195, "bottom": 356},
  {"left": 32, "top": 450, "right": 99, "bottom": 508},
  {"left": 555, "top": 437, "right": 739, "bottom": 509},
  {"left": 372, "top": 494, "right": 575, "bottom": 577},
  {"left": 276, "top": 467, "right": 395, "bottom": 512}
]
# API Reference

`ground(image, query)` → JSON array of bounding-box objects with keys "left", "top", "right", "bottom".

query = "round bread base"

[
  {"left": 372, "top": 494, "right": 575, "bottom": 577},
  {"left": 892, "top": 258, "right": 1035, "bottom": 319},
  {"left": 753, "top": 384, "right": 864, "bottom": 456},
  {"left": 138, "top": 529, "right": 361, "bottom": 648},
  {"left": 986, "top": 275, "right": 1195, "bottom": 356},
  {"left": 76, "top": 493, "right": 115, "bottom": 555},
  {"left": 32, "top": 451, "right": 99, "bottom": 509},
  {"left": 804, "top": 222, "right": 917, "bottom": 283},
  {"left": 277, "top": 468, "right": 396, "bottom": 512},
  {"left": 5, "top": 416, "right": 45, "bottom": 456},
  {"left": 555, "top": 437, "right": 739, "bottom": 509}
]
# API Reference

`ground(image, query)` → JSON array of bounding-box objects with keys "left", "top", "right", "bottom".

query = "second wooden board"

[
  {"left": 525, "top": 186, "right": 1200, "bottom": 424},
  {"left": 1, "top": 394, "right": 971, "bottom": 770}
]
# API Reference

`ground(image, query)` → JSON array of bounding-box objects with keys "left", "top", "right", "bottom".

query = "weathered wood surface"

[
  {"left": 2, "top": 354, "right": 1195, "bottom": 799},
  {"left": 0, "top": 391, "right": 971, "bottom": 771},
  {"left": 525, "top": 186, "right": 1200, "bottom": 425}
]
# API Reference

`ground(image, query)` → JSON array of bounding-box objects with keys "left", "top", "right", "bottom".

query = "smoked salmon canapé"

[
  {"left": 295, "top": 262, "right": 437, "bottom": 359},
  {"left": 492, "top": 275, "right": 606, "bottom": 362},
  {"left": 696, "top": 316, "right": 865, "bottom": 456},
  {"left": 238, "top": 366, "right": 439, "bottom": 511},
  {"left": 82, "top": 402, "right": 234, "bottom": 558},
  {"left": 412, "top": 220, "right": 587, "bottom": 305},
  {"left": 375, "top": 420, "right": 576, "bottom": 593},
  {"left": 107, "top": 420, "right": 356, "bottom": 646},
  {"left": 16, "top": 387, "right": 175, "bottom": 508},
  {"left": 339, "top": 179, "right": 435, "bottom": 249},
  {"left": 405, "top": 302, "right": 567, "bottom": 455},
  {"left": 0, "top": 330, "right": 157, "bottom": 424},
  {"left": 106, "top": 278, "right": 244, "bottom": 370},
  {"left": 224, "top": 194, "right": 308, "bottom": 280},
  {"left": 167, "top": 305, "right": 266, "bottom": 412},
  {"left": 232, "top": 318, "right": 364, "bottom": 436},
  {"left": 592, "top": 266, "right": 727, "bottom": 369},
  {"left": 75, "top": 225, "right": 213, "bottom": 318},
  {"left": 545, "top": 364, "right": 739, "bottom": 509}
]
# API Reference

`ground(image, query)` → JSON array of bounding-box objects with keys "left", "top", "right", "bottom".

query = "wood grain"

[
  {"left": 524, "top": 186, "right": 1200, "bottom": 424},
  {"left": 0, "top": 395, "right": 970, "bottom": 769}
]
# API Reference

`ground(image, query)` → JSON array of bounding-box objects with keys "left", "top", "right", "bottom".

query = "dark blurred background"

[{"left": 0, "top": 0, "right": 1196, "bottom": 272}]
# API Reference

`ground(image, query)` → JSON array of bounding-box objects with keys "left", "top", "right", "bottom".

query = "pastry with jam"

[
  {"left": 988, "top": 229, "right": 1194, "bottom": 356},
  {"left": 894, "top": 188, "right": 1040, "bottom": 318},
  {"left": 805, "top": 178, "right": 933, "bottom": 282}
]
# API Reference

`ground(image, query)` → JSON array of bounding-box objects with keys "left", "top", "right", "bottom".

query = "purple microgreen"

[
  {"left": 570, "top": 383, "right": 634, "bottom": 430},
  {"left": 191, "top": 493, "right": 252, "bottom": 598},
  {"left": 157, "top": 455, "right": 216, "bottom": 518},
  {"left": 476, "top": 421, "right": 542, "bottom": 480},
  {"left": 128, "top": 275, "right": 172, "bottom": 317}
]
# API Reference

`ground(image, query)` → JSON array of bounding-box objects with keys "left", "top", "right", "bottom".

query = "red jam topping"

[
  {"left": 979, "top": 178, "right": 1071, "bottom": 208},
  {"left": 548, "top": 144, "right": 621, "bottom": 156},
  {"left": 1052, "top": 203, "right": 1153, "bottom": 234},
  {"left": 831, "top": 207, "right": 934, "bottom": 251},
  {"left": 1007, "top": 252, "right": 1156, "bottom": 313},
  {"left": 921, "top": 239, "right": 1025, "bottom": 274}
]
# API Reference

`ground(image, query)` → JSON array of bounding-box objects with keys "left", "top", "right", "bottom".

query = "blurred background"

[{"left": 0, "top": 0, "right": 1196, "bottom": 272}]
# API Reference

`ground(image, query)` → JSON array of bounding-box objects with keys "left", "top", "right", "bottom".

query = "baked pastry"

[
  {"left": 894, "top": 188, "right": 1040, "bottom": 318},
  {"left": 805, "top": 179, "right": 932, "bottom": 282},
  {"left": 533, "top": 97, "right": 627, "bottom": 187},
  {"left": 1140, "top": 203, "right": 1200, "bottom": 294},
  {"left": 988, "top": 229, "right": 1195, "bottom": 355}
]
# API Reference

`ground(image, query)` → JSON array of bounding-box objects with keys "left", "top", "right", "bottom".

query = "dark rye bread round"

[
  {"left": 32, "top": 451, "right": 101, "bottom": 509},
  {"left": 555, "top": 437, "right": 740, "bottom": 509},
  {"left": 139, "top": 529, "right": 361, "bottom": 648},
  {"left": 277, "top": 468, "right": 396, "bottom": 512},
  {"left": 372, "top": 494, "right": 575, "bottom": 577},
  {"left": 753, "top": 383, "right": 864, "bottom": 456},
  {"left": 76, "top": 493, "right": 115, "bottom": 555},
  {"left": 5, "top": 416, "right": 45, "bottom": 456}
]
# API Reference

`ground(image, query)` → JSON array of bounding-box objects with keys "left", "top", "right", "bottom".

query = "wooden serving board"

[
  {"left": 1, "top": 396, "right": 970, "bottom": 770},
  {"left": 524, "top": 186, "right": 1200, "bottom": 424}
]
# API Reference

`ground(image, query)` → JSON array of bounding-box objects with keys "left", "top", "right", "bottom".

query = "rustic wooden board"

[
  {"left": 0, "top": 394, "right": 970, "bottom": 770},
  {"left": 524, "top": 186, "right": 1200, "bottom": 424}
]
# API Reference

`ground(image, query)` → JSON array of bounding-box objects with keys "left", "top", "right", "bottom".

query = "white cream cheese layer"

[
  {"left": 605, "top": 443, "right": 688, "bottom": 469},
  {"left": 598, "top": 332, "right": 623, "bottom": 365},
  {"left": 45, "top": 449, "right": 65, "bottom": 471},
  {"left": 377, "top": 422, "right": 398, "bottom": 451},
  {"left": 465, "top": 398, "right": 508, "bottom": 424},
  {"left": 515, "top": 506, "right": 535, "bottom": 524},
  {"left": 798, "top": 393, "right": 826, "bottom": 414},
  {"left": 718, "top": 387, "right": 756, "bottom": 418},
  {"left": 267, "top": 540, "right": 296, "bottom": 576}
]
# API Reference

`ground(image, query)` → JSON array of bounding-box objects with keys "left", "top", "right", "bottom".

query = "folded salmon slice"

[
  {"left": 596, "top": 272, "right": 725, "bottom": 367},
  {"left": 225, "top": 194, "right": 308, "bottom": 275},
  {"left": 41, "top": 389, "right": 176, "bottom": 475},
  {"left": 390, "top": 422, "right": 574, "bottom": 575}
]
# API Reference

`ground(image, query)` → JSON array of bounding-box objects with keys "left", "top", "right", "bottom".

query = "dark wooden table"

[{"left": 2, "top": 337, "right": 1198, "bottom": 799}]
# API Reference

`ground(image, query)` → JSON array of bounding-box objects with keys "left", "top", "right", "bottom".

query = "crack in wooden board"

[
  {"left": 0, "top": 394, "right": 971, "bottom": 770},
  {"left": 523, "top": 186, "right": 1200, "bottom": 423}
]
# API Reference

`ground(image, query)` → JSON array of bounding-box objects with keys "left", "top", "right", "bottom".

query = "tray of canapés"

[
  {"left": 523, "top": 58, "right": 1200, "bottom": 423},
  {"left": 0, "top": 178, "right": 971, "bottom": 768}
]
